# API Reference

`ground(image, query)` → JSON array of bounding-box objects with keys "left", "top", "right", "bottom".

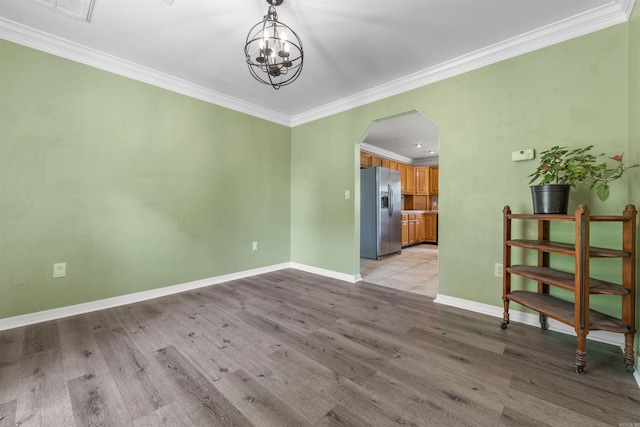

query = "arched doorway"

[{"left": 357, "top": 110, "right": 440, "bottom": 298}]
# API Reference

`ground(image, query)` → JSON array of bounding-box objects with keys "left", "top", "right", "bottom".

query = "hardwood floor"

[{"left": 1, "top": 269, "right": 638, "bottom": 426}]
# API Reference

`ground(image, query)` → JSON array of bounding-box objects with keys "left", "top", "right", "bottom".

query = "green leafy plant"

[{"left": 528, "top": 145, "right": 638, "bottom": 201}]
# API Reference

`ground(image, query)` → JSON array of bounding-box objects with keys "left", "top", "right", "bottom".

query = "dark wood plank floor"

[{"left": 1, "top": 269, "right": 638, "bottom": 426}]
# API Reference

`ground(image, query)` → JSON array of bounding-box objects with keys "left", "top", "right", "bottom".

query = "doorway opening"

[{"left": 357, "top": 110, "right": 440, "bottom": 298}]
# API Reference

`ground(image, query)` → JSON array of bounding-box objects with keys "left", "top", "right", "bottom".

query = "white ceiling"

[
  {"left": 0, "top": 0, "right": 633, "bottom": 132},
  {"left": 363, "top": 112, "right": 440, "bottom": 162}
]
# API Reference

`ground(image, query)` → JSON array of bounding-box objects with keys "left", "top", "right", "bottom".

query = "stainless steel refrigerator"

[{"left": 360, "top": 167, "right": 402, "bottom": 260}]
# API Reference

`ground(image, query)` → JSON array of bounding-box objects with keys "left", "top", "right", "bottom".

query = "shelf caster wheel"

[
  {"left": 500, "top": 322, "right": 508, "bottom": 330},
  {"left": 539, "top": 315, "right": 548, "bottom": 330},
  {"left": 625, "top": 363, "right": 635, "bottom": 374},
  {"left": 573, "top": 364, "right": 585, "bottom": 375}
]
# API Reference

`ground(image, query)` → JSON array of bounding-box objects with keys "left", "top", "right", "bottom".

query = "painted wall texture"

[
  {"left": 1, "top": 9, "right": 638, "bottom": 359},
  {"left": 628, "top": 6, "right": 640, "bottom": 358},
  {"left": 291, "top": 23, "right": 634, "bottom": 322},
  {"left": 0, "top": 40, "right": 292, "bottom": 319}
]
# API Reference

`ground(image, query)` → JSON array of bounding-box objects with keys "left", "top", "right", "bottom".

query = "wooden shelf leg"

[
  {"left": 501, "top": 300, "right": 509, "bottom": 329},
  {"left": 624, "top": 333, "right": 635, "bottom": 373},
  {"left": 574, "top": 334, "right": 587, "bottom": 374}
]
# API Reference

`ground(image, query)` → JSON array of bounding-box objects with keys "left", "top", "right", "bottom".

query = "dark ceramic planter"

[{"left": 530, "top": 184, "right": 570, "bottom": 214}]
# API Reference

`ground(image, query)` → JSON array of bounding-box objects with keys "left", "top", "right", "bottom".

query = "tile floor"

[{"left": 359, "top": 244, "right": 439, "bottom": 298}]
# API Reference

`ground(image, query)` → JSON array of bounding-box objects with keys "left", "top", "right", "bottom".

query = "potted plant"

[{"left": 528, "top": 145, "right": 637, "bottom": 214}]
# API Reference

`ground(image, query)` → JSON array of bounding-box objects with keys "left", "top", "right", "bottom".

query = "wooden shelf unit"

[{"left": 501, "top": 204, "right": 637, "bottom": 374}]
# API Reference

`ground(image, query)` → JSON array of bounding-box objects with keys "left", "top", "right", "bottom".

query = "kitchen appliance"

[{"left": 360, "top": 166, "right": 402, "bottom": 259}]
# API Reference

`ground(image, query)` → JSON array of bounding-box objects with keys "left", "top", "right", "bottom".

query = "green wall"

[
  {"left": 0, "top": 40, "right": 291, "bottom": 319},
  {"left": 291, "top": 24, "right": 633, "bottom": 320},
  {"left": 1, "top": 11, "right": 638, "bottom": 351},
  {"left": 628, "top": 6, "right": 640, "bottom": 359}
]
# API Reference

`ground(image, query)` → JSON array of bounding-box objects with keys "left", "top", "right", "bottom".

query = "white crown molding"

[
  {"left": 618, "top": 0, "right": 637, "bottom": 16},
  {"left": 360, "top": 142, "right": 415, "bottom": 165},
  {"left": 290, "top": 0, "right": 635, "bottom": 126},
  {"left": 0, "top": 262, "right": 359, "bottom": 331},
  {"left": 0, "top": 18, "right": 292, "bottom": 127},
  {"left": 0, "top": 0, "right": 635, "bottom": 128}
]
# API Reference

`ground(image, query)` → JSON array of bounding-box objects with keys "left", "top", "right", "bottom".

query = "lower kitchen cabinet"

[
  {"left": 402, "top": 212, "right": 437, "bottom": 246},
  {"left": 408, "top": 214, "right": 418, "bottom": 245},
  {"left": 423, "top": 213, "right": 437, "bottom": 242},
  {"left": 401, "top": 214, "right": 409, "bottom": 246}
]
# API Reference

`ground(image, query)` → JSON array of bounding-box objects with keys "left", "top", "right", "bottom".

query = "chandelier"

[{"left": 244, "top": 0, "right": 304, "bottom": 89}]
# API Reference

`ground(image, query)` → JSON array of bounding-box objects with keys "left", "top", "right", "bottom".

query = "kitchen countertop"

[{"left": 402, "top": 210, "right": 438, "bottom": 214}]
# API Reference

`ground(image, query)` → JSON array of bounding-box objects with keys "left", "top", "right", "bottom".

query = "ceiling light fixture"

[
  {"left": 244, "top": 0, "right": 304, "bottom": 90},
  {"left": 416, "top": 144, "right": 422, "bottom": 148}
]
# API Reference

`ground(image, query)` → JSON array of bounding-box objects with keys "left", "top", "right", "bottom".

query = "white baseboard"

[
  {"left": 0, "top": 263, "right": 291, "bottom": 331},
  {"left": 289, "top": 262, "right": 361, "bottom": 283},
  {"left": 0, "top": 262, "right": 360, "bottom": 331}
]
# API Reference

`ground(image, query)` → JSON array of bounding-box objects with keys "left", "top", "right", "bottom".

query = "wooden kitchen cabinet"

[
  {"left": 398, "top": 163, "right": 407, "bottom": 192},
  {"left": 417, "top": 214, "right": 425, "bottom": 242},
  {"left": 401, "top": 214, "right": 409, "bottom": 246},
  {"left": 423, "top": 212, "right": 437, "bottom": 242},
  {"left": 406, "top": 165, "right": 415, "bottom": 194},
  {"left": 360, "top": 151, "right": 371, "bottom": 168},
  {"left": 403, "top": 212, "right": 436, "bottom": 246},
  {"left": 428, "top": 166, "right": 439, "bottom": 194},
  {"left": 408, "top": 214, "right": 418, "bottom": 245},
  {"left": 370, "top": 155, "right": 382, "bottom": 167},
  {"left": 415, "top": 167, "right": 428, "bottom": 195},
  {"left": 413, "top": 195, "right": 427, "bottom": 210},
  {"left": 399, "top": 163, "right": 415, "bottom": 195}
]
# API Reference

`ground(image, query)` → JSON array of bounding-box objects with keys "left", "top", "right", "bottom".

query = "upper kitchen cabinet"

[
  {"left": 415, "top": 167, "right": 429, "bottom": 195},
  {"left": 415, "top": 166, "right": 438, "bottom": 195},
  {"left": 406, "top": 165, "right": 415, "bottom": 194},
  {"left": 360, "top": 151, "right": 371, "bottom": 168},
  {"left": 398, "top": 163, "right": 415, "bottom": 195},
  {"left": 360, "top": 151, "right": 384, "bottom": 168},
  {"left": 428, "top": 166, "right": 439, "bottom": 194}
]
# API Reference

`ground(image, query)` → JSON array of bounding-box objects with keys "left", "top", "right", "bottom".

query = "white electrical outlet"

[
  {"left": 252, "top": 241, "right": 258, "bottom": 251},
  {"left": 344, "top": 190, "right": 350, "bottom": 200},
  {"left": 495, "top": 263, "right": 503, "bottom": 278},
  {"left": 53, "top": 262, "right": 66, "bottom": 278}
]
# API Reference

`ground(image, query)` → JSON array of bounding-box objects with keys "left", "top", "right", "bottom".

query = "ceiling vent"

[{"left": 29, "top": 0, "right": 95, "bottom": 22}]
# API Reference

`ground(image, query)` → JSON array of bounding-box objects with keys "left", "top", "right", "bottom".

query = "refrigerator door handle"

[{"left": 388, "top": 182, "right": 393, "bottom": 217}]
